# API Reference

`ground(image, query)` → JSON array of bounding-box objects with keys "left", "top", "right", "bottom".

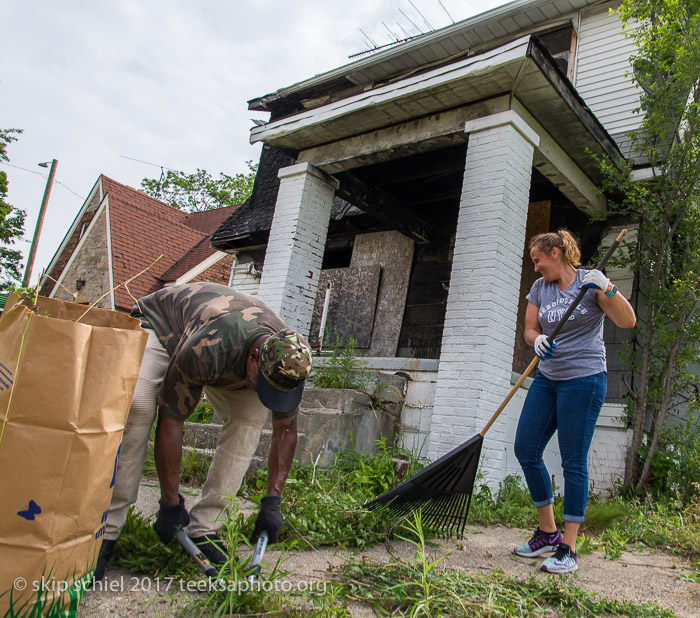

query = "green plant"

[
  {"left": 595, "top": 0, "right": 700, "bottom": 493},
  {"left": 179, "top": 447, "right": 212, "bottom": 485},
  {"left": 469, "top": 474, "right": 540, "bottom": 529},
  {"left": 581, "top": 499, "right": 628, "bottom": 532},
  {"left": 241, "top": 439, "right": 424, "bottom": 549},
  {"left": 188, "top": 396, "right": 214, "bottom": 424},
  {"left": 141, "top": 425, "right": 211, "bottom": 486},
  {"left": 397, "top": 511, "right": 445, "bottom": 617},
  {"left": 112, "top": 507, "right": 196, "bottom": 578},
  {"left": 176, "top": 499, "right": 295, "bottom": 616},
  {"left": 311, "top": 332, "right": 376, "bottom": 391},
  {"left": 332, "top": 556, "right": 674, "bottom": 617},
  {"left": 633, "top": 419, "right": 700, "bottom": 504}
]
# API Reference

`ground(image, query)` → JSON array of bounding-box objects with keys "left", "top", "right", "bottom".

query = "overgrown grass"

[
  {"left": 469, "top": 473, "right": 700, "bottom": 561},
  {"left": 111, "top": 444, "right": 698, "bottom": 616},
  {"left": 241, "top": 437, "right": 424, "bottom": 549},
  {"left": 332, "top": 557, "right": 675, "bottom": 617}
]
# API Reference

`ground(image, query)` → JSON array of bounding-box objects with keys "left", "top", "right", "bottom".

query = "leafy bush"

[{"left": 469, "top": 474, "right": 539, "bottom": 529}]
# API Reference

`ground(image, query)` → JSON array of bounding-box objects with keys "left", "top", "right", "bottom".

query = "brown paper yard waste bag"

[{"left": 0, "top": 294, "right": 147, "bottom": 617}]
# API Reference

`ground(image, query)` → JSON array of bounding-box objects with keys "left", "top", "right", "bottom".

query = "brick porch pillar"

[
  {"left": 427, "top": 111, "right": 539, "bottom": 485},
  {"left": 257, "top": 162, "right": 338, "bottom": 336}
]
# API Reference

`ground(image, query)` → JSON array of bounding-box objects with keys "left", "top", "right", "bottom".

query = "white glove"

[
  {"left": 581, "top": 269, "right": 610, "bottom": 292},
  {"left": 534, "top": 334, "right": 556, "bottom": 359}
]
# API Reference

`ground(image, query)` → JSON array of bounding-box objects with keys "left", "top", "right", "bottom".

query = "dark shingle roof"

[{"left": 211, "top": 145, "right": 296, "bottom": 249}]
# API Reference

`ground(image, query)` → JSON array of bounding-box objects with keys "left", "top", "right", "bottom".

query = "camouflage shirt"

[{"left": 132, "top": 282, "right": 287, "bottom": 421}]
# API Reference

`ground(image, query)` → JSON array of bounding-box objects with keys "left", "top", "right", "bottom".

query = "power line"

[
  {"left": 0, "top": 162, "right": 83, "bottom": 199},
  {"left": 119, "top": 154, "right": 178, "bottom": 171},
  {"left": 1, "top": 162, "right": 43, "bottom": 176}
]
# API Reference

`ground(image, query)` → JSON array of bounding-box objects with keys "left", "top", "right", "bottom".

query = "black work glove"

[
  {"left": 250, "top": 495, "right": 282, "bottom": 544},
  {"left": 153, "top": 494, "right": 190, "bottom": 545}
]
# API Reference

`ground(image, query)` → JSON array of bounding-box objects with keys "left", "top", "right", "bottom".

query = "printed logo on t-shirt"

[{"left": 539, "top": 297, "right": 580, "bottom": 324}]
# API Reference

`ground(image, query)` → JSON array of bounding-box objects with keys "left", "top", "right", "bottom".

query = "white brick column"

[
  {"left": 427, "top": 111, "right": 539, "bottom": 484},
  {"left": 257, "top": 162, "right": 338, "bottom": 336}
]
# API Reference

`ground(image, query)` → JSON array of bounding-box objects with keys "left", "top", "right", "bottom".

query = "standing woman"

[{"left": 513, "top": 229, "right": 636, "bottom": 574}]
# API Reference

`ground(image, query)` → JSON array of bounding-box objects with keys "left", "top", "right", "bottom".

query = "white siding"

[
  {"left": 575, "top": 3, "right": 643, "bottom": 137},
  {"left": 229, "top": 264, "right": 261, "bottom": 296}
]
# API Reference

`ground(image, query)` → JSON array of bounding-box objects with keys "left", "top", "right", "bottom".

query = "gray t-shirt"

[{"left": 526, "top": 269, "right": 606, "bottom": 381}]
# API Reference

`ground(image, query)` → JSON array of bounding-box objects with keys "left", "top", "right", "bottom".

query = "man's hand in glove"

[
  {"left": 153, "top": 494, "right": 190, "bottom": 544},
  {"left": 250, "top": 495, "right": 283, "bottom": 543}
]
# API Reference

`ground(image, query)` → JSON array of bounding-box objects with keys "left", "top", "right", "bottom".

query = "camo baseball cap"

[{"left": 257, "top": 329, "right": 312, "bottom": 413}]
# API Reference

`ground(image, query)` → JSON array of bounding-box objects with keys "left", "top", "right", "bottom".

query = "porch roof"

[
  {"left": 248, "top": 0, "right": 601, "bottom": 112},
  {"left": 249, "top": 35, "right": 622, "bottom": 185}
]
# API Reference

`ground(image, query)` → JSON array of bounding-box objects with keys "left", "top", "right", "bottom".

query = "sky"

[{"left": 1, "top": 0, "right": 506, "bottom": 283}]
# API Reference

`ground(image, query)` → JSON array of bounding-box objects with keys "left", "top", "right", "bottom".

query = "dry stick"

[
  {"left": 2, "top": 273, "right": 56, "bottom": 446},
  {"left": 36, "top": 272, "right": 78, "bottom": 302},
  {"left": 2, "top": 258, "right": 162, "bottom": 447},
  {"left": 0, "top": 312, "right": 34, "bottom": 447},
  {"left": 75, "top": 255, "right": 163, "bottom": 323}
]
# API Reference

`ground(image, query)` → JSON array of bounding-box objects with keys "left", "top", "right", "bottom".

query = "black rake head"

[{"left": 364, "top": 434, "right": 483, "bottom": 538}]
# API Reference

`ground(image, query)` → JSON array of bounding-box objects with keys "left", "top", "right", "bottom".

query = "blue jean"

[{"left": 514, "top": 372, "right": 607, "bottom": 522}]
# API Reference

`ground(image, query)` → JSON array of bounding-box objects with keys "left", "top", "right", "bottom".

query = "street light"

[{"left": 22, "top": 159, "right": 58, "bottom": 288}]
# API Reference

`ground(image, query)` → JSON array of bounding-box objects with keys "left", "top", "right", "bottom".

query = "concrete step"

[{"left": 179, "top": 372, "right": 408, "bottom": 479}]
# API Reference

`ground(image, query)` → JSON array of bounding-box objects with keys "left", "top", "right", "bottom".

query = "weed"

[
  {"left": 242, "top": 438, "right": 424, "bottom": 549},
  {"left": 112, "top": 507, "right": 196, "bottom": 578},
  {"left": 396, "top": 511, "right": 445, "bottom": 617},
  {"left": 329, "top": 513, "right": 675, "bottom": 617},
  {"left": 176, "top": 499, "right": 295, "bottom": 616},
  {"left": 580, "top": 499, "right": 628, "bottom": 532},
  {"left": 141, "top": 425, "right": 210, "bottom": 486},
  {"left": 311, "top": 332, "right": 382, "bottom": 400},
  {"left": 469, "top": 474, "right": 540, "bottom": 529},
  {"left": 188, "top": 396, "right": 214, "bottom": 424}
]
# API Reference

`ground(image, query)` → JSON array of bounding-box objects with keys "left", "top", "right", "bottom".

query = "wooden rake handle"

[{"left": 479, "top": 229, "right": 627, "bottom": 437}]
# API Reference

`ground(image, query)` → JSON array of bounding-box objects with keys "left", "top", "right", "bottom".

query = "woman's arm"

[
  {"left": 596, "top": 288, "right": 637, "bottom": 328},
  {"left": 524, "top": 302, "right": 543, "bottom": 346}
]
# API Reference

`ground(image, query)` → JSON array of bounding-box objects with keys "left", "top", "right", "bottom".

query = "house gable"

[
  {"left": 42, "top": 175, "right": 238, "bottom": 312},
  {"left": 50, "top": 197, "right": 112, "bottom": 308}
]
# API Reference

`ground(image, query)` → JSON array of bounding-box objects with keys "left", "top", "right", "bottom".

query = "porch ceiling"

[{"left": 250, "top": 36, "right": 622, "bottom": 186}]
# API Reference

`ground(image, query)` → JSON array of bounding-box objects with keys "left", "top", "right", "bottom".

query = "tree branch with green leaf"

[
  {"left": 0, "top": 128, "right": 27, "bottom": 290},
  {"left": 140, "top": 161, "right": 258, "bottom": 212},
  {"left": 596, "top": 0, "right": 700, "bottom": 493}
]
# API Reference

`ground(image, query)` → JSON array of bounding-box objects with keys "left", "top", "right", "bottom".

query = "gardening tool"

[
  {"left": 176, "top": 530, "right": 217, "bottom": 577},
  {"left": 364, "top": 230, "right": 628, "bottom": 537},
  {"left": 247, "top": 530, "right": 269, "bottom": 582}
]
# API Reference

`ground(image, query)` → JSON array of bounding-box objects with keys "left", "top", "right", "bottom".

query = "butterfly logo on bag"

[{"left": 17, "top": 499, "right": 42, "bottom": 521}]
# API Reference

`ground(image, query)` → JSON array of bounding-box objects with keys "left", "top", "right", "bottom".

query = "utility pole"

[{"left": 22, "top": 159, "right": 58, "bottom": 288}]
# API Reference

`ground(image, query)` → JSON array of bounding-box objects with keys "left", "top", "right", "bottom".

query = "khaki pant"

[{"left": 106, "top": 329, "right": 268, "bottom": 539}]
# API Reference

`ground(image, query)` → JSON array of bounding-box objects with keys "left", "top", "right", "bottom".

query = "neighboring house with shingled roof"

[{"left": 39, "top": 175, "right": 238, "bottom": 311}]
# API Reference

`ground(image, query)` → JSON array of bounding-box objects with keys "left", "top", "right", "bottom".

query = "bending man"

[{"left": 95, "top": 282, "right": 312, "bottom": 580}]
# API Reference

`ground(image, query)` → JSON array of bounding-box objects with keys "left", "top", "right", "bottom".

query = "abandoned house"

[
  {"left": 210, "top": 0, "right": 645, "bottom": 491},
  {"left": 38, "top": 175, "right": 239, "bottom": 310}
]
